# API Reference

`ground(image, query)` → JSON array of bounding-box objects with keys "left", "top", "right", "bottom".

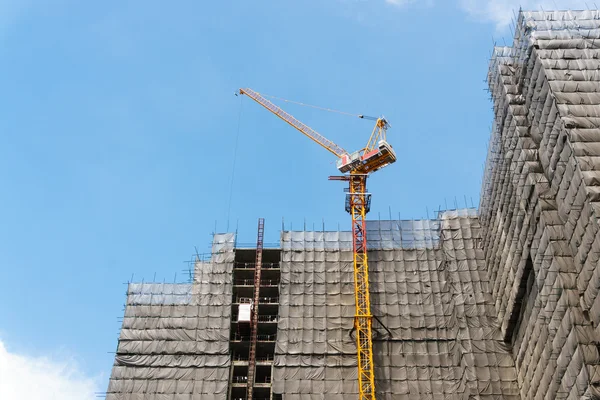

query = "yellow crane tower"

[{"left": 239, "top": 88, "right": 396, "bottom": 400}]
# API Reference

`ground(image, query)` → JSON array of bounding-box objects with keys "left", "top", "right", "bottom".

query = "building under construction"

[{"left": 106, "top": 10, "right": 600, "bottom": 400}]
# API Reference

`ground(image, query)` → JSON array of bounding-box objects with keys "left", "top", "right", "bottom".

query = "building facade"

[
  {"left": 106, "top": 10, "right": 600, "bottom": 400},
  {"left": 481, "top": 9, "right": 600, "bottom": 400}
]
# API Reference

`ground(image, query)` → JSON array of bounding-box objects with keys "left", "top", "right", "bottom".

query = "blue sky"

[{"left": 0, "top": 0, "right": 590, "bottom": 397}]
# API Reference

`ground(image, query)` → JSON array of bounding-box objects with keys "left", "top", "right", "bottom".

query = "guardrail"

[
  {"left": 233, "top": 297, "right": 279, "bottom": 304},
  {"left": 234, "top": 263, "right": 280, "bottom": 269},
  {"left": 233, "top": 279, "right": 280, "bottom": 286}
]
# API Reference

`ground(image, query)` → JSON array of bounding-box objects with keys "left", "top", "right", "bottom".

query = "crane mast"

[
  {"left": 347, "top": 173, "right": 376, "bottom": 400},
  {"left": 239, "top": 88, "right": 396, "bottom": 400}
]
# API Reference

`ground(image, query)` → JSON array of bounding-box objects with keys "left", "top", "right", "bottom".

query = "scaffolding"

[
  {"left": 105, "top": 9, "right": 600, "bottom": 400},
  {"left": 481, "top": 10, "right": 600, "bottom": 400},
  {"left": 106, "top": 212, "right": 521, "bottom": 400},
  {"left": 272, "top": 210, "right": 520, "bottom": 399},
  {"left": 106, "top": 234, "right": 235, "bottom": 400}
]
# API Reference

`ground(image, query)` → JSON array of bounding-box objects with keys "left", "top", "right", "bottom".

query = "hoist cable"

[
  {"left": 261, "top": 93, "right": 375, "bottom": 120},
  {"left": 226, "top": 96, "right": 243, "bottom": 232}
]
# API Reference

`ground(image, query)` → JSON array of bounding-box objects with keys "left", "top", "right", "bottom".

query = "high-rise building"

[{"left": 106, "top": 10, "right": 600, "bottom": 400}]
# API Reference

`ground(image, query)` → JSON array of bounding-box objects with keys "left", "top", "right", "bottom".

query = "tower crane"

[{"left": 239, "top": 88, "right": 396, "bottom": 400}]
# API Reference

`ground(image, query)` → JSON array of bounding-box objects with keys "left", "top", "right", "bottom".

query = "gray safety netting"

[
  {"left": 281, "top": 218, "right": 445, "bottom": 252},
  {"left": 106, "top": 234, "right": 235, "bottom": 400},
  {"left": 482, "top": 10, "right": 600, "bottom": 400},
  {"left": 103, "top": 9, "right": 600, "bottom": 399},
  {"left": 126, "top": 283, "right": 193, "bottom": 305},
  {"left": 274, "top": 211, "right": 519, "bottom": 400}
]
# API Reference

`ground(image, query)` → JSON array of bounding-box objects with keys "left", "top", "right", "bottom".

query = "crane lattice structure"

[
  {"left": 239, "top": 87, "right": 396, "bottom": 400},
  {"left": 246, "top": 218, "right": 265, "bottom": 400}
]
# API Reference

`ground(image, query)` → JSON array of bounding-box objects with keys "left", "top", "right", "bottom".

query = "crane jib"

[{"left": 239, "top": 88, "right": 348, "bottom": 159}]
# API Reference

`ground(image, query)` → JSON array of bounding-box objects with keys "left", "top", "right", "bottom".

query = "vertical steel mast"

[
  {"left": 246, "top": 218, "right": 265, "bottom": 400},
  {"left": 349, "top": 174, "right": 375, "bottom": 400},
  {"left": 329, "top": 173, "right": 375, "bottom": 400}
]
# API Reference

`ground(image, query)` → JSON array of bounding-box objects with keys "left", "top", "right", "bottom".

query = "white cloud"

[
  {"left": 0, "top": 339, "right": 100, "bottom": 400},
  {"left": 459, "top": 0, "right": 593, "bottom": 29}
]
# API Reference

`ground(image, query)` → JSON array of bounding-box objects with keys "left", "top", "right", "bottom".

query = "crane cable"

[
  {"left": 260, "top": 93, "right": 377, "bottom": 120},
  {"left": 226, "top": 96, "right": 243, "bottom": 232}
]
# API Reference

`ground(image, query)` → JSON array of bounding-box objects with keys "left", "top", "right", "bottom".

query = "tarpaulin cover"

[
  {"left": 281, "top": 219, "right": 443, "bottom": 251},
  {"left": 482, "top": 10, "right": 600, "bottom": 400},
  {"left": 106, "top": 234, "right": 235, "bottom": 400},
  {"left": 104, "top": 10, "right": 600, "bottom": 400},
  {"left": 274, "top": 212, "right": 520, "bottom": 400}
]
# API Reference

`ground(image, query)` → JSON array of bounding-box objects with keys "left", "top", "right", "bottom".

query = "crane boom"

[{"left": 239, "top": 88, "right": 348, "bottom": 158}]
